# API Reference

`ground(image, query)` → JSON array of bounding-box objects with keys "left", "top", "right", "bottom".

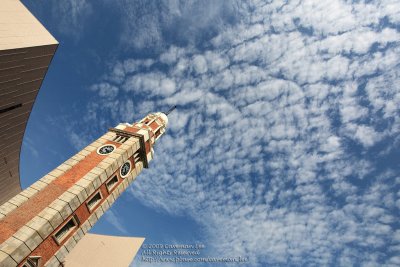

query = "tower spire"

[{"left": 163, "top": 105, "right": 177, "bottom": 116}]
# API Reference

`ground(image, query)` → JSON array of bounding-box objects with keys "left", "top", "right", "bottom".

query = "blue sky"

[{"left": 19, "top": 0, "right": 400, "bottom": 266}]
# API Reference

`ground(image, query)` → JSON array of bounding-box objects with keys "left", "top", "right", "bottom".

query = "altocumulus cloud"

[{"left": 70, "top": 0, "right": 400, "bottom": 266}]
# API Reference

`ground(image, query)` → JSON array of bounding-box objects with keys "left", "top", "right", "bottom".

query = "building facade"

[{"left": 0, "top": 0, "right": 58, "bottom": 205}]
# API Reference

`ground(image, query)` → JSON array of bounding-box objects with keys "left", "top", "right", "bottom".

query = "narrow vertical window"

[
  {"left": 86, "top": 191, "right": 103, "bottom": 212},
  {"left": 106, "top": 175, "right": 119, "bottom": 193},
  {"left": 53, "top": 215, "right": 79, "bottom": 245}
]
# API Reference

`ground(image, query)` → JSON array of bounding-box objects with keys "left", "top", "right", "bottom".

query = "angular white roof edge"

[
  {"left": 0, "top": 0, "right": 58, "bottom": 50},
  {"left": 64, "top": 233, "right": 144, "bottom": 267}
]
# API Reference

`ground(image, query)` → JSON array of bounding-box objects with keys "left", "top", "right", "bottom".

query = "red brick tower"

[{"left": 0, "top": 111, "right": 172, "bottom": 266}]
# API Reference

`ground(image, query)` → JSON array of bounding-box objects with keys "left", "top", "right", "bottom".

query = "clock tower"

[{"left": 0, "top": 110, "right": 173, "bottom": 266}]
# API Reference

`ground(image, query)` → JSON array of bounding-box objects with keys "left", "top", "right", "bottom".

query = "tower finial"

[{"left": 164, "top": 105, "right": 177, "bottom": 116}]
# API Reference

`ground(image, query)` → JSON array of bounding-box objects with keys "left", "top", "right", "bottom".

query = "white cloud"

[
  {"left": 90, "top": 83, "right": 119, "bottom": 99},
  {"left": 123, "top": 73, "right": 177, "bottom": 97},
  {"left": 192, "top": 55, "right": 208, "bottom": 74},
  {"left": 109, "top": 0, "right": 239, "bottom": 51},
  {"left": 353, "top": 124, "right": 381, "bottom": 148},
  {"left": 51, "top": 0, "right": 92, "bottom": 38},
  {"left": 71, "top": 0, "right": 400, "bottom": 266}
]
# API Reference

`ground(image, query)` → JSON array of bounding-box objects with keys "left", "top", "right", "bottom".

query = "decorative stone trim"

[
  {"left": 38, "top": 207, "right": 63, "bottom": 230},
  {"left": 44, "top": 256, "right": 59, "bottom": 267},
  {"left": 63, "top": 236, "right": 77, "bottom": 252},
  {"left": 39, "top": 174, "right": 57, "bottom": 185},
  {"left": 0, "top": 236, "right": 30, "bottom": 263},
  {"left": 72, "top": 228, "right": 84, "bottom": 244},
  {"left": 87, "top": 214, "right": 97, "bottom": 227},
  {"left": 8, "top": 194, "right": 28, "bottom": 207},
  {"left": 94, "top": 205, "right": 104, "bottom": 220},
  {"left": 30, "top": 181, "right": 47, "bottom": 191},
  {"left": 90, "top": 140, "right": 104, "bottom": 148},
  {"left": 58, "top": 192, "right": 80, "bottom": 211},
  {"left": 63, "top": 158, "right": 79, "bottom": 168},
  {"left": 113, "top": 148, "right": 129, "bottom": 162},
  {"left": 80, "top": 221, "right": 91, "bottom": 234},
  {"left": 56, "top": 164, "right": 72, "bottom": 173},
  {"left": 71, "top": 154, "right": 85, "bottom": 162},
  {"left": 100, "top": 197, "right": 111, "bottom": 211},
  {"left": 67, "top": 185, "right": 88, "bottom": 204},
  {"left": 75, "top": 179, "right": 95, "bottom": 197},
  {"left": 88, "top": 167, "right": 108, "bottom": 184},
  {"left": 26, "top": 216, "right": 54, "bottom": 240},
  {"left": 102, "top": 157, "right": 118, "bottom": 174},
  {"left": 48, "top": 168, "right": 65, "bottom": 178},
  {"left": 0, "top": 202, "right": 17, "bottom": 216},
  {"left": 0, "top": 250, "right": 17, "bottom": 267},
  {"left": 84, "top": 145, "right": 97, "bottom": 152},
  {"left": 0, "top": 183, "right": 43, "bottom": 218},
  {"left": 78, "top": 149, "right": 91, "bottom": 157},
  {"left": 48, "top": 199, "right": 73, "bottom": 220},
  {"left": 107, "top": 151, "right": 124, "bottom": 167},
  {"left": 106, "top": 191, "right": 116, "bottom": 204},
  {"left": 13, "top": 226, "right": 43, "bottom": 251},
  {"left": 19, "top": 187, "right": 39, "bottom": 199},
  {"left": 82, "top": 173, "right": 102, "bottom": 190},
  {"left": 54, "top": 245, "right": 68, "bottom": 263},
  {"left": 121, "top": 178, "right": 129, "bottom": 191}
]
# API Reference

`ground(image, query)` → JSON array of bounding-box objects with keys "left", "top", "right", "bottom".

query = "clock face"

[
  {"left": 120, "top": 161, "right": 131, "bottom": 178},
  {"left": 97, "top": 145, "right": 115, "bottom": 155}
]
